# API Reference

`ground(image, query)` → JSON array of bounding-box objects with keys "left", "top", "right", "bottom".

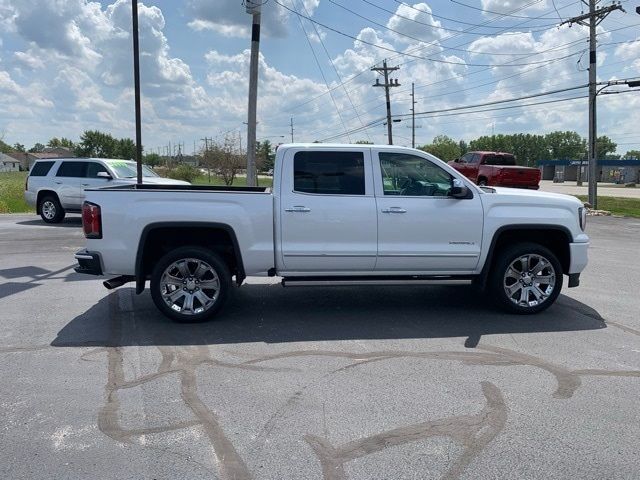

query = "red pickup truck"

[{"left": 448, "top": 151, "right": 541, "bottom": 189}]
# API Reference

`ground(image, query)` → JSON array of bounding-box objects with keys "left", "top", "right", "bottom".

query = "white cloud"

[
  {"left": 480, "top": 0, "right": 548, "bottom": 15},
  {"left": 386, "top": 3, "right": 444, "bottom": 44}
]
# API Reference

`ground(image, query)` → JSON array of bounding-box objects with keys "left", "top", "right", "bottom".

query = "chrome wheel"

[
  {"left": 42, "top": 201, "right": 56, "bottom": 220},
  {"left": 160, "top": 258, "right": 220, "bottom": 315},
  {"left": 503, "top": 254, "right": 556, "bottom": 308}
]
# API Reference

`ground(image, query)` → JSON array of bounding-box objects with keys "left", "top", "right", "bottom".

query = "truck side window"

[
  {"left": 460, "top": 153, "right": 472, "bottom": 163},
  {"left": 471, "top": 154, "right": 481, "bottom": 163},
  {"left": 379, "top": 153, "right": 452, "bottom": 197},
  {"left": 293, "top": 151, "right": 365, "bottom": 195}
]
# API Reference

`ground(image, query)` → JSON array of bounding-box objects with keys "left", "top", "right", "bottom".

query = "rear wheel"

[
  {"left": 39, "top": 195, "right": 65, "bottom": 223},
  {"left": 477, "top": 178, "right": 488, "bottom": 186},
  {"left": 150, "top": 247, "right": 231, "bottom": 323},
  {"left": 489, "top": 242, "right": 562, "bottom": 314}
]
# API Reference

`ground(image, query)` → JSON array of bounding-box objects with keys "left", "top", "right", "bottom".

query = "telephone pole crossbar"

[
  {"left": 561, "top": 1, "right": 625, "bottom": 209},
  {"left": 372, "top": 60, "right": 400, "bottom": 145}
]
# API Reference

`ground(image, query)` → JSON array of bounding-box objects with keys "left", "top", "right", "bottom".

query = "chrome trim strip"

[
  {"left": 378, "top": 253, "right": 479, "bottom": 258},
  {"left": 283, "top": 253, "right": 376, "bottom": 257},
  {"left": 283, "top": 279, "right": 472, "bottom": 287}
]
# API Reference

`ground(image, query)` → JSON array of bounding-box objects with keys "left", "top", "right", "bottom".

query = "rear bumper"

[
  {"left": 24, "top": 191, "right": 36, "bottom": 208},
  {"left": 74, "top": 250, "right": 103, "bottom": 276},
  {"left": 568, "top": 241, "right": 589, "bottom": 275}
]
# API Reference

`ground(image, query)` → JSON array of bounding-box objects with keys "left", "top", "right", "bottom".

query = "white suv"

[{"left": 25, "top": 158, "right": 189, "bottom": 223}]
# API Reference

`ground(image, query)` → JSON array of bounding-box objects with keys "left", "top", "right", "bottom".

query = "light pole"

[
  {"left": 245, "top": 1, "right": 262, "bottom": 187},
  {"left": 131, "top": 0, "right": 143, "bottom": 185}
]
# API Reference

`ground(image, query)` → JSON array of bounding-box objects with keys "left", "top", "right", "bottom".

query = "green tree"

[
  {"left": 0, "top": 139, "right": 11, "bottom": 154},
  {"left": 419, "top": 135, "right": 461, "bottom": 161},
  {"left": 544, "top": 131, "right": 585, "bottom": 160},
  {"left": 115, "top": 138, "right": 136, "bottom": 160},
  {"left": 256, "top": 140, "right": 275, "bottom": 172},
  {"left": 596, "top": 135, "right": 617, "bottom": 159},
  {"left": 458, "top": 140, "right": 468, "bottom": 156},
  {"left": 144, "top": 153, "right": 162, "bottom": 167},
  {"left": 47, "top": 137, "right": 75, "bottom": 149},
  {"left": 13, "top": 143, "right": 26, "bottom": 152},
  {"left": 623, "top": 150, "right": 640, "bottom": 159},
  {"left": 75, "top": 130, "right": 117, "bottom": 158},
  {"left": 28, "top": 143, "right": 45, "bottom": 153}
]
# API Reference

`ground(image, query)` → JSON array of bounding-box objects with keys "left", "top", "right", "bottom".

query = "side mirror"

[
  {"left": 451, "top": 178, "right": 469, "bottom": 198},
  {"left": 97, "top": 171, "right": 112, "bottom": 180}
]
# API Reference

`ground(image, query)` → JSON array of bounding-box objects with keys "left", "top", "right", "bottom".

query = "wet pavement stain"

[
  {"left": 83, "top": 291, "right": 640, "bottom": 480},
  {"left": 305, "top": 382, "right": 506, "bottom": 480}
]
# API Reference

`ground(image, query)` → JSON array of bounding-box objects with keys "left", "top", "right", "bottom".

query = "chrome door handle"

[
  {"left": 381, "top": 207, "right": 407, "bottom": 214},
  {"left": 285, "top": 206, "right": 311, "bottom": 213},
  {"left": 54, "top": 181, "right": 62, "bottom": 184},
  {"left": 81, "top": 183, "right": 90, "bottom": 186}
]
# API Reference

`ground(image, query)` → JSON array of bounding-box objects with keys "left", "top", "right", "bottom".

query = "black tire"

[
  {"left": 39, "top": 195, "right": 65, "bottom": 223},
  {"left": 477, "top": 179, "right": 488, "bottom": 186},
  {"left": 489, "top": 242, "right": 563, "bottom": 314},
  {"left": 150, "top": 247, "right": 231, "bottom": 323}
]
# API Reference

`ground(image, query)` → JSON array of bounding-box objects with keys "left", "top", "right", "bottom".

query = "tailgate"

[{"left": 498, "top": 167, "right": 540, "bottom": 186}]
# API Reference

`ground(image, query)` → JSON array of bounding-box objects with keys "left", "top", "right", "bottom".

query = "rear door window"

[
  {"left": 56, "top": 161, "right": 88, "bottom": 177},
  {"left": 294, "top": 151, "right": 365, "bottom": 195},
  {"left": 29, "top": 161, "right": 55, "bottom": 176}
]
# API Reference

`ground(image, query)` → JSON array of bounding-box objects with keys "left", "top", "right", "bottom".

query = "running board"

[{"left": 281, "top": 276, "right": 473, "bottom": 287}]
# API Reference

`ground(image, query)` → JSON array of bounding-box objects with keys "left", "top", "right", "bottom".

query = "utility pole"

[
  {"left": 290, "top": 117, "right": 294, "bottom": 143},
  {"left": 561, "top": 1, "right": 624, "bottom": 209},
  {"left": 410, "top": 82, "right": 416, "bottom": 148},
  {"left": 131, "top": 0, "right": 143, "bottom": 185},
  {"left": 245, "top": 1, "right": 261, "bottom": 187},
  {"left": 372, "top": 60, "right": 400, "bottom": 145}
]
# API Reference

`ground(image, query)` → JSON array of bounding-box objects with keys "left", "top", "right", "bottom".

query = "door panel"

[
  {"left": 374, "top": 150, "right": 483, "bottom": 272},
  {"left": 55, "top": 161, "right": 88, "bottom": 209},
  {"left": 279, "top": 149, "right": 377, "bottom": 272}
]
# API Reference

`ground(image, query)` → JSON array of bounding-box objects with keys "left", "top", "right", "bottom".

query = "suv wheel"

[
  {"left": 477, "top": 179, "right": 487, "bottom": 186},
  {"left": 489, "top": 242, "right": 563, "bottom": 314},
  {"left": 150, "top": 247, "right": 231, "bottom": 323},
  {"left": 39, "top": 195, "right": 65, "bottom": 223}
]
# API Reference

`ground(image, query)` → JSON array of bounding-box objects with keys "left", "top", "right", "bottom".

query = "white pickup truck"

[{"left": 75, "top": 144, "right": 588, "bottom": 322}]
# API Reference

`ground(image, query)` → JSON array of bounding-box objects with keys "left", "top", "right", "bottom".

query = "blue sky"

[{"left": 1, "top": 0, "right": 639, "bottom": 154}]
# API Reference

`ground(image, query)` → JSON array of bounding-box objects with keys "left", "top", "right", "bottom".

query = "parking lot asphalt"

[{"left": 1, "top": 213, "right": 639, "bottom": 480}]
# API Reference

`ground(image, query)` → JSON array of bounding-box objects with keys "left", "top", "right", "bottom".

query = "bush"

[{"left": 168, "top": 164, "right": 198, "bottom": 183}]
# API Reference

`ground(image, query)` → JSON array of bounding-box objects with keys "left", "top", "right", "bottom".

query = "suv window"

[
  {"left": 294, "top": 151, "right": 365, "bottom": 195},
  {"left": 86, "top": 162, "right": 109, "bottom": 178},
  {"left": 29, "top": 161, "right": 55, "bottom": 176},
  {"left": 380, "top": 152, "right": 452, "bottom": 196},
  {"left": 470, "top": 153, "right": 481, "bottom": 163},
  {"left": 56, "top": 161, "right": 88, "bottom": 178}
]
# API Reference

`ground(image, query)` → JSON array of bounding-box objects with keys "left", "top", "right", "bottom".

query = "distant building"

[
  {"left": 0, "top": 152, "right": 21, "bottom": 172},
  {"left": 4, "top": 149, "right": 76, "bottom": 170},
  {"left": 537, "top": 159, "right": 640, "bottom": 183}
]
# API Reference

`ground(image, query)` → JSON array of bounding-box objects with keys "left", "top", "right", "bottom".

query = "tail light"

[{"left": 82, "top": 202, "right": 102, "bottom": 239}]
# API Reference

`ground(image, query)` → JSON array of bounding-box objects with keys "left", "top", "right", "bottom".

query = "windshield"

[{"left": 106, "top": 160, "right": 159, "bottom": 178}]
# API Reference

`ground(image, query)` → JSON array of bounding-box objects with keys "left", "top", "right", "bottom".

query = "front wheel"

[
  {"left": 489, "top": 242, "right": 563, "bottom": 314},
  {"left": 150, "top": 247, "right": 231, "bottom": 323}
]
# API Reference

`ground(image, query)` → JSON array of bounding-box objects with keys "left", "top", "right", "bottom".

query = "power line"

[
  {"left": 290, "top": 0, "right": 352, "bottom": 142},
  {"left": 273, "top": 0, "right": 576, "bottom": 67},
  {"left": 298, "top": 0, "right": 372, "bottom": 141},
  {"left": 449, "top": 0, "right": 552, "bottom": 19}
]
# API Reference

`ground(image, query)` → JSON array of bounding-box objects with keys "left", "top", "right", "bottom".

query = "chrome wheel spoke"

[
  {"left": 531, "top": 259, "right": 549, "bottom": 275},
  {"left": 199, "top": 279, "right": 219, "bottom": 290},
  {"left": 518, "top": 286, "right": 529, "bottom": 304},
  {"left": 503, "top": 253, "right": 556, "bottom": 309},
  {"left": 506, "top": 282, "right": 522, "bottom": 297},
  {"left": 182, "top": 293, "right": 194, "bottom": 312},
  {"left": 160, "top": 257, "right": 220, "bottom": 315},
  {"left": 166, "top": 289, "right": 185, "bottom": 304},
  {"left": 534, "top": 275, "right": 554, "bottom": 284}
]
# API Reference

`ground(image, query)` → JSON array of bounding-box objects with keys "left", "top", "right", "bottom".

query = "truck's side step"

[{"left": 281, "top": 276, "right": 474, "bottom": 287}]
